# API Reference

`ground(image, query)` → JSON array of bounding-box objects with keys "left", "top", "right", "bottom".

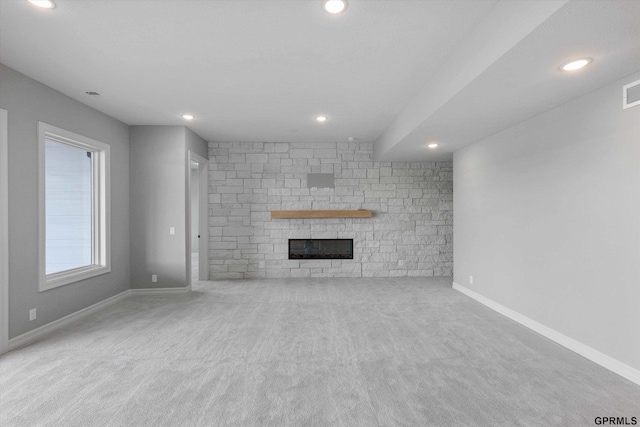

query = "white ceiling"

[
  {"left": 1, "top": 0, "right": 639, "bottom": 162},
  {"left": 376, "top": 0, "right": 640, "bottom": 161}
]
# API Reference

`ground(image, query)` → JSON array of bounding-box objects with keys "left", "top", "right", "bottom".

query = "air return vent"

[{"left": 623, "top": 80, "right": 640, "bottom": 109}]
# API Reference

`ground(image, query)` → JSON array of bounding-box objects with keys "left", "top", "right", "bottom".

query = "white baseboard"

[
  {"left": 6, "top": 285, "right": 191, "bottom": 353},
  {"left": 129, "top": 285, "right": 191, "bottom": 296},
  {"left": 452, "top": 282, "right": 640, "bottom": 386},
  {"left": 6, "top": 284, "right": 193, "bottom": 353},
  {"left": 8, "top": 289, "right": 131, "bottom": 352}
]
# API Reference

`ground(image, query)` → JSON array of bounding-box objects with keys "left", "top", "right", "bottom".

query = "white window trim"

[
  {"left": 38, "top": 122, "right": 111, "bottom": 292},
  {"left": 1, "top": 109, "right": 9, "bottom": 354}
]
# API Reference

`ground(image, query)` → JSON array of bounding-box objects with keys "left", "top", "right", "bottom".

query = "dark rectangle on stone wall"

[
  {"left": 307, "top": 173, "right": 335, "bottom": 188},
  {"left": 289, "top": 239, "right": 353, "bottom": 259}
]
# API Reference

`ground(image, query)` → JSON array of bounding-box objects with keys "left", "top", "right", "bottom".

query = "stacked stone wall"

[{"left": 208, "top": 141, "right": 452, "bottom": 279}]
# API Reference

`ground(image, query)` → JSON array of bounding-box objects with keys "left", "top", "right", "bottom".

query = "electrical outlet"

[
  {"left": 169, "top": 227, "right": 175, "bottom": 235},
  {"left": 29, "top": 308, "right": 36, "bottom": 321},
  {"left": 469, "top": 276, "right": 474, "bottom": 284},
  {"left": 152, "top": 275, "right": 158, "bottom": 282}
]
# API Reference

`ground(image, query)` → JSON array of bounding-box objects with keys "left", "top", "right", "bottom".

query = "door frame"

[
  {"left": 1, "top": 108, "right": 9, "bottom": 354},
  {"left": 186, "top": 151, "right": 209, "bottom": 285}
]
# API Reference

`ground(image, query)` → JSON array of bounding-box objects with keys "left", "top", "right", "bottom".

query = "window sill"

[{"left": 39, "top": 264, "right": 111, "bottom": 292}]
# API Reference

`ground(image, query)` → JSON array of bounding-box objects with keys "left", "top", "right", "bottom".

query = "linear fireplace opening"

[{"left": 289, "top": 239, "right": 353, "bottom": 259}]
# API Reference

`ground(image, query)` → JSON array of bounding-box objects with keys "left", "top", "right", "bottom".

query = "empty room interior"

[{"left": 1, "top": 0, "right": 639, "bottom": 425}]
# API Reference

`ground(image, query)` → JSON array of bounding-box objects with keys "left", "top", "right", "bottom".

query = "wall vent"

[{"left": 623, "top": 79, "right": 640, "bottom": 109}]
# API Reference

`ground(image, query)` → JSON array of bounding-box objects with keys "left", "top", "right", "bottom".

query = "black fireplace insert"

[{"left": 288, "top": 239, "right": 353, "bottom": 259}]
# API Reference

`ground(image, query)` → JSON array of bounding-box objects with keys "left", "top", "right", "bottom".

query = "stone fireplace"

[{"left": 207, "top": 141, "right": 453, "bottom": 279}]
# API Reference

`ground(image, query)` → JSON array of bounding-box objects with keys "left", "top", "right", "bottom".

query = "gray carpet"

[{"left": 1, "top": 277, "right": 639, "bottom": 426}]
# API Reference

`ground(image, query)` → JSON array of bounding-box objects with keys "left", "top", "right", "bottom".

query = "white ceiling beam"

[{"left": 373, "top": 0, "right": 569, "bottom": 161}]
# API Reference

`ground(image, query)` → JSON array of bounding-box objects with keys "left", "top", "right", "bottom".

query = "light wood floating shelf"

[{"left": 271, "top": 210, "right": 372, "bottom": 219}]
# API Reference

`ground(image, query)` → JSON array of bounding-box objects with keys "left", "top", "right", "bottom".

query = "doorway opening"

[{"left": 187, "top": 151, "right": 208, "bottom": 287}]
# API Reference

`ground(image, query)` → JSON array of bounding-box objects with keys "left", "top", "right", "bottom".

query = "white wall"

[
  {"left": 0, "top": 64, "right": 131, "bottom": 339},
  {"left": 454, "top": 72, "right": 640, "bottom": 371}
]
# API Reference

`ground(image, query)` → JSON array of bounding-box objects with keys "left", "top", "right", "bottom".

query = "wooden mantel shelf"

[{"left": 271, "top": 210, "right": 372, "bottom": 219}]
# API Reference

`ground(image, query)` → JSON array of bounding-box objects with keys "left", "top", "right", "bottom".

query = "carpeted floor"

[{"left": 1, "top": 277, "right": 639, "bottom": 426}]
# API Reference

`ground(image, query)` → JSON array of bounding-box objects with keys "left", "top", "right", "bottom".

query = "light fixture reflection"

[
  {"left": 28, "top": 0, "right": 55, "bottom": 9},
  {"left": 559, "top": 58, "right": 592, "bottom": 71},
  {"left": 323, "top": 0, "right": 347, "bottom": 14}
]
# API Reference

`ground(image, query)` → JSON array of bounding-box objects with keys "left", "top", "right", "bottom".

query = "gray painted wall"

[
  {"left": 185, "top": 128, "right": 209, "bottom": 160},
  {"left": 0, "top": 64, "right": 130, "bottom": 338},
  {"left": 208, "top": 141, "right": 453, "bottom": 279},
  {"left": 453, "top": 72, "right": 640, "bottom": 370},
  {"left": 130, "top": 126, "right": 187, "bottom": 289},
  {"left": 129, "top": 126, "right": 208, "bottom": 289}
]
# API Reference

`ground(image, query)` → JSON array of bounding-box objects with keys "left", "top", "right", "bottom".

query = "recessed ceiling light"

[
  {"left": 28, "top": 0, "right": 55, "bottom": 8},
  {"left": 559, "top": 58, "right": 592, "bottom": 72},
  {"left": 427, "top": 143, "right": 439, "bottom": 149},
  {"left": 316, "top": 115, "right": 328, "bottom": 123},
  {"left": 322, "top": 0, "right": 347, "bottom": 14},
  {"left": 182, "top": 114, "right": 195, "bottom": 121}
]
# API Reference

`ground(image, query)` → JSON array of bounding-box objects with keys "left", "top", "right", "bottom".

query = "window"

[{"left": 38, "top": 123, "right": 110, "bottom": 291}]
